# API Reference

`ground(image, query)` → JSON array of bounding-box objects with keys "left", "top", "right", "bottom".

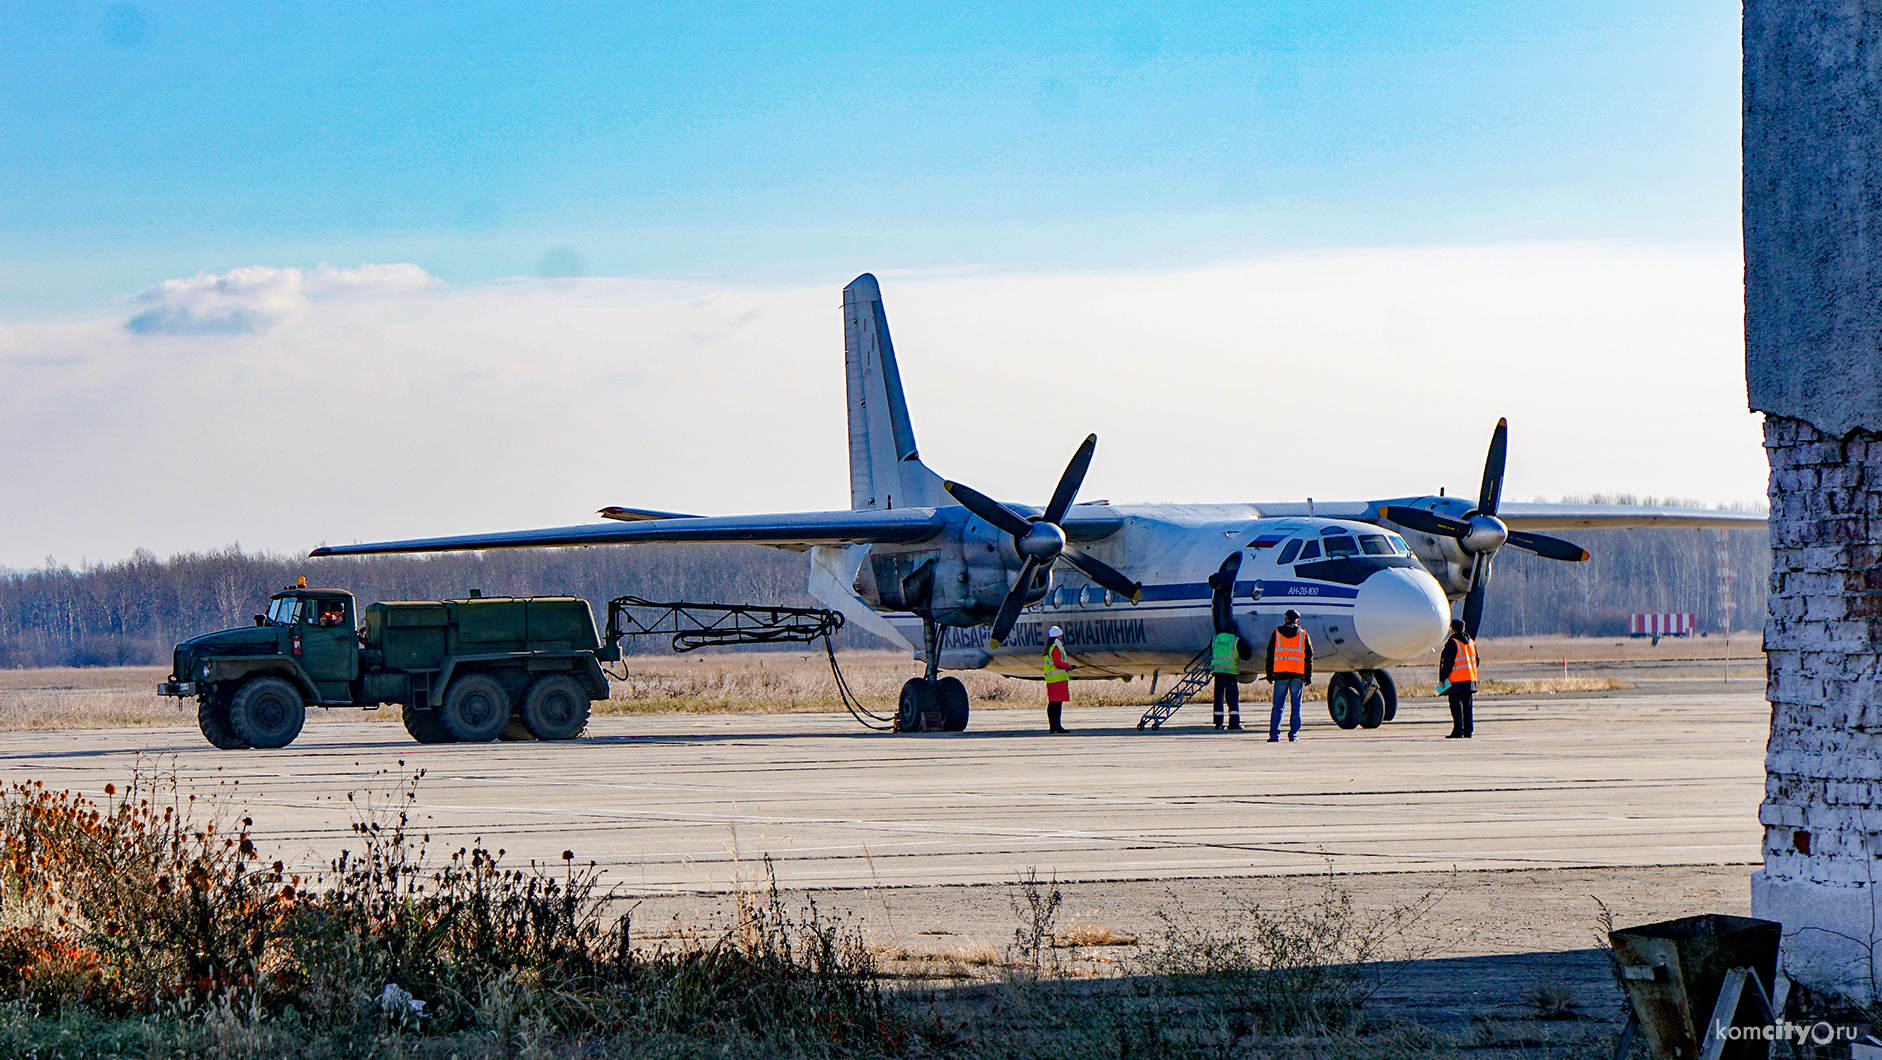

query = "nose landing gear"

[{"left": 1326, "top": 670, "right": 1396, "bottom": 729}]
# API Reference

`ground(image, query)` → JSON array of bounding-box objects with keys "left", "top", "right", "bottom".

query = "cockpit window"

[
  {"left": 1323, "top": 536, "right": 1358, "bottom": 557},
  {"left": 1359, "top": 535, "right": 1391, "bottom": 556},
  {"left": 1298, "top": 540, "right": 1321, "bottom": 561},
  {"left": 267, "top": 597, "right": 304, "bottom": 625},
  {"left": 1277, "top": 540, "right": 1302, "bottom": 565}
]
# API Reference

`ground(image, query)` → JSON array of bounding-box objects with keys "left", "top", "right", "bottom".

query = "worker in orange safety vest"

[
  {"left": 1041, "top": 625, "right": 1075, "bottom": 734},
  {"left": 1439, "top": 618, "right": 1478, "bottom": 738},
  {"left": 1265, "top": 609, "right": 1314, "bottom": 742}
]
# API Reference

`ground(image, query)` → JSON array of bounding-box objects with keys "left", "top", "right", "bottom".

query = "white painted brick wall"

[{"left": 1754, "top": 415, "right": 1882, "bottom": 1001}]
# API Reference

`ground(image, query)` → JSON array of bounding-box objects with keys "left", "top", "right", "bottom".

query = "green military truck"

[{"left": 159, "top": 584, "right": 617, "bottom": 749}]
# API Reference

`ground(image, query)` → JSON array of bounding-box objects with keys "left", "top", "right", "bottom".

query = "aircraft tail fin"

[{"left": 843, "top": 274, "right": 948, "bottom": 511}]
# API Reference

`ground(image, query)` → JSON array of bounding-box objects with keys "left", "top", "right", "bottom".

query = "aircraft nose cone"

[{"left": 1352, "top": 567, "right": 1450, "bottom": 662}]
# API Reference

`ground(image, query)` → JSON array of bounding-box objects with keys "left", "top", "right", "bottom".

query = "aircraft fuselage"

[{"left": 869, "top": 506, "right": 1452, "bottom": 679}]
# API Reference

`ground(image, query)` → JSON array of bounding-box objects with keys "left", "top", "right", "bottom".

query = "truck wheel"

[
  {"left": 401, "top": 707, "right": 455, "bottom": 744},
  {"left": 521, "top": 674, "right": 589, "bottom": 740},
  {"left": 228, "top": 676, "right": 306, "bottom": 749},
  {"left": 197, "top": 696, "right": 250, "bottom": 750},
  {"left": 441, "top": 674, "right": 510, "bottom": 742}
]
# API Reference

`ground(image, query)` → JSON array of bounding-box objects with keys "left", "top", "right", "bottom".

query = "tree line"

[{"left": 0, "top": 507, "right": 1768, "bottom": 668}]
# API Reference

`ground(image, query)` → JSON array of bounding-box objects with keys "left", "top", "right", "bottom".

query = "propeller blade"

[
  {"left": 1042, "top": 434, "right": 1097, "bottom": 526},
  {"left": 1506, "top": 530, "right": 1590, "bottom": 562},
  {"left": 987, "top": 558, "right": 1042, "bottom": 648},
  {"left": 1378, "top": 506, "right": 1470, "bottom": 539},
  {"left": 1477, "top": 418, "right": 1507, "bottom": 517},
  {"left": 1461, "top": 555, "right": 1492, "bottom": 636},
  {"left": 943, "top": 480, "right": 1033, "bottom": 539},
  {"left": 1063, "top": 547, "right": 1142, "bottom": 601}
]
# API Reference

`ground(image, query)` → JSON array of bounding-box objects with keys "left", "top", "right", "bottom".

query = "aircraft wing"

[
  {"left": 1251, "top": 500, "right": 1765, "bottom": 531},
  {"left": 309, "top": 508, "right": 947, "bottom": 557},
  {"left": 1493, "top": 503, "right": 1767, "bottom": 531}
]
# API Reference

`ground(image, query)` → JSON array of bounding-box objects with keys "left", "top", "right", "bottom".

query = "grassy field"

[{"left": 0, "top": 632, "right": 1745, "bottom": 732}]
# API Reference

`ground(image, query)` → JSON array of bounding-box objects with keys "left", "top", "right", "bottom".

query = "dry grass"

[
  {"left": 600, "top": 649, "right": 1146, "bottom": 714},
  {"left": 1055, "top": 922, "right": 1140, "bottom": 948},
  {"left": 0, "top": 666, "right": 183, "bottom": 731}
]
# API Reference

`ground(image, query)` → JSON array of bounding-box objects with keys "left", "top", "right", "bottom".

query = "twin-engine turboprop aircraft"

[{"left": 312, "top": 274, "right": 1764, "bottom": 733}]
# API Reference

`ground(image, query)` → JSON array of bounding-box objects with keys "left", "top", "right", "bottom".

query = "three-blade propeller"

[
  {"left": 944, "top": 434, "right": 1143, "bottom": 648},
  {"left": 1379, "top": 419, "right": 1588, "bottom": 636}
]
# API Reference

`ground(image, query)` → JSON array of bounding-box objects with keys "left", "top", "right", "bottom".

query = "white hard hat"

[{"left": 1047, "top": 625, "right": 1063, "bottom": 638}]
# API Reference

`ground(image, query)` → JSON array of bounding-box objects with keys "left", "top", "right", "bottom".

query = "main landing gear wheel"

[
  {"left": 521, "top": 674, "right": 590, "bottom": 740},
  {"left": 1327, "top": 673, "right": 1363, "bottom": 730},
  {"left": 228, "top": 676, "right": 306, "bottom": 749},
  {"left": 197, "top": 695, "right": 249, "bottom": 750},
  {"left": 441, "top": 674, "right": 511, "bottom": 742},
  {"left": 935, "top": 676, "right": 970, "bottom": 732},
  {"left": 402, "top": 706, "right": 456, "bottom": 744},
  {"left": 897, "top": 678, "right": 935, "bottom": 732}
]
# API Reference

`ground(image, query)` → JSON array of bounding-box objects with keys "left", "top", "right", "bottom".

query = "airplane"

[{"left": 311, "top": 273, "right": 1765, "bottom": 734}]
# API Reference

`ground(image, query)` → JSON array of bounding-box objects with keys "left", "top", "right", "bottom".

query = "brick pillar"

[{"left": 1754, "top": 416, "right": 1882, "bottom": 998}]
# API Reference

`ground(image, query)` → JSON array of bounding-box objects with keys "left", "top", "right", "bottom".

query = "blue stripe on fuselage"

[{"left": 1136, "top": 580, "right": 1360, "bottom": 602}]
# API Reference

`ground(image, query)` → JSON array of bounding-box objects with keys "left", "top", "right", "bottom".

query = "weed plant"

[{"left": 0, "top": 770, "right": 896, "bottom": 1058}]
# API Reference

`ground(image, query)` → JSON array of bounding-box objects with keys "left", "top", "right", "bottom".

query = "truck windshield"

[{"left": 267, "top": 597, "right": 304, "bottom": 625}]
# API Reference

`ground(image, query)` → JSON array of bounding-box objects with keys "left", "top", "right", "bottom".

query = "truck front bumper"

[{"left": 158, "top": 681, "right": 197, "bottom": 697}]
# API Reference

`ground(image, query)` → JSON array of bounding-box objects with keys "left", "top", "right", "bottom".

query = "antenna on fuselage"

[{"left": 1307, "top": 497, "right": 1314, "bottom": 516}]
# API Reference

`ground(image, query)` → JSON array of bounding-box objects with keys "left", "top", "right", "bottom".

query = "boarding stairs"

[{"left": 1136, "top": 648, "right": 1214, "bottom": 730}]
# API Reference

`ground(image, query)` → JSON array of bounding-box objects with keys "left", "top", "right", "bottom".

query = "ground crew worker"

[
  {"left": 1211, "top": 626, "right": 1253, "bottom": 730},
  {"left": 1266, "top": 609, "right": 1314, "bottom": 742},
  {"left": 1042, "top": 625, "right": 1074, "bottom": 734},
  {"left": 1440, "top": 619, "right": 1477, "bottom": 738}
]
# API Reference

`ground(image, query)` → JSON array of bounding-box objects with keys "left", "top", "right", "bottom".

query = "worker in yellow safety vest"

[
  {"left": 1439, "top": 618, "right": 1478, "bottom": 738},
  {"left": 1041, "top": 625, "right": 1075, "bottom": 734},
  {"left": 1210, "top": 626, "right": 1253, "bottom": 730},
  {"left": 1265, "top": 609, "right": 1314, "bottom": 742}
]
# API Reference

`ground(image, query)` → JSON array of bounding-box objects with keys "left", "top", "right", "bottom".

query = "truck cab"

[
  {"left": 263, "top": 589, "right": 360, "bottom": 699},
  {"left": 161, "top": 584, "right": 614, "bottom": 751}
]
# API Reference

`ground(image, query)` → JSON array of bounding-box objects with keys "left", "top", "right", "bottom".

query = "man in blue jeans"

[{"left": 1266, "top": 609, "right": 1314, "bottom": 742}]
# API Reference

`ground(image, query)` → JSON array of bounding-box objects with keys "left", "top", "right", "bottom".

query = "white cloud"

[
  {"left": 0, "top": 245, "right": 1760, "bottom": 566},
  {"left": 124, "top": 263, "right": 442, "bottom": 335}
]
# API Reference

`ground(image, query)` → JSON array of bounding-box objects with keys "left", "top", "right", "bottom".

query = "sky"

[{"left": 0, "top": 2, "right": 1752, "bottom": 568}]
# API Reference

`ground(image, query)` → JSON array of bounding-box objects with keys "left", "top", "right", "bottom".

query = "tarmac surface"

[{"left": 0, "top": 684, "right": 1767, "bottom": 897}]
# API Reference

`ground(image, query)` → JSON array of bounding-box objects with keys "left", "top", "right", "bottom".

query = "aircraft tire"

[
  {"left": 936, "top": 677, "right": 970, "bottom": 731},
  {"left": 401, "top": 706, "right": 455, "bottom": 744},
  {"left": 1327, "top": 673, "right": 1362, "bottom": 730},
  {"left": 197, "top": 695, "right": 250, "bottom": 750},
  {"left": 897, "top": 679, "right": 934, "bottom": 732},
  {"left": 1374, "top": 670, "right": 1398, "bottom": 722},
  {"left": 228, "top": 676, "right": 306, "bottom": 749},
  {"left": 441, "top": 673, "right": 511, "bottom": 742},
  {"left": 1358, "top": 683, "right": 1386, "bottom": 729},
  {"left": 521, "top": 674, "right": 590, "bottom": 740}
]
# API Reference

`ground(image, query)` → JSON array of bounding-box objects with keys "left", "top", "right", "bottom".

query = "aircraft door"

[{"left": 1208, "top": 553, "right": 1243, "bottom": 634}]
